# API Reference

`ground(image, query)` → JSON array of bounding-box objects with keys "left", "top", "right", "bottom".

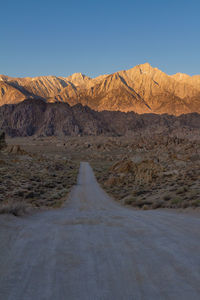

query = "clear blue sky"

[{"left": 1, "top": 0, "right": 200, "bottom": 77}]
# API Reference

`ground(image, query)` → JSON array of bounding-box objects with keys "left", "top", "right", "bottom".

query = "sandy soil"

[{"left": 0, "top": 162, "right": 200, "bottom": 299}]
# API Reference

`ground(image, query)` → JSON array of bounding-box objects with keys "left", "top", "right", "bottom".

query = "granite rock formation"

[{"left": 0, "top": 99, "right": 199, "bottom": 137}]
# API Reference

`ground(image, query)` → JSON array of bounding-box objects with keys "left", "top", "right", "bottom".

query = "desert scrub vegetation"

[
  {"left": 0, "top": 147, "right": 79, "bottom": 214},
  {"left": 91, "top": 135, "right": 200, "bottom": 210}
]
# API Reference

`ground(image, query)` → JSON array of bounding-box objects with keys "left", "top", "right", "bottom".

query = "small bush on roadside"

[
  {"left": 171, "top": 197, "right": 182, "bottom": 205},
  {"left": 163, "top": 194, "right": 171, "bottom": 201},
  {"left": 0, "top": 201, "right": 30, "bottom": 216},
  {"left": 124, "top": 196, "right": 137, "bottom": 205}
]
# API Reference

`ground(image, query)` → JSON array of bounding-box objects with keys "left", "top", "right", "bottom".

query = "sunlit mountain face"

[{"left": 1, "top": 63, "right": 200, "bottom": 115}]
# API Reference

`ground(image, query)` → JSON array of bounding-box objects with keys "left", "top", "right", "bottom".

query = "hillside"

[{"left": 0, "top": 99, "right": 199, "bottom": 137}]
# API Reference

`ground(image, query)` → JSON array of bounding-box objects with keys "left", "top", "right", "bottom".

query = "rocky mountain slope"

[
  {"left": 0, "top": 81, "right": 28, "bottom": 105},
  {"left": 0, "top": 63, "right": 200, "bottom": 115},
  {"left": 0, "top": 99, "right": 199, "bottom": 137}
]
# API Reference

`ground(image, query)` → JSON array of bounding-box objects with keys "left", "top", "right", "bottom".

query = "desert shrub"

[
  {"left": 171, "top": 197, "right": 182, "bottom": 205},
  {"left": 142, "top": 204, "right": 149, "bottom": 210},
  {"left": 189, "top": 190, "right": 199, "bottom": 199},
  {"left": 176, "top": 187, "right": 185, "bottom": 194},
  {"left": 152, "top": 200, "right": 165, "bottom": 209},
  {"left": 163, "top": 194, "right": 171, "bottom": 201},
  {"left": 0, "top": 201, "right": 30, "bottom": 216},
  {"left": 124, "top": 196, "right": 137, "bottom": 205},
  {"left": 133, "top": 189, "right": 149, "bottom": 196},
  {"left": 191, "top": 199, "right": 200, "bottom": 207}
]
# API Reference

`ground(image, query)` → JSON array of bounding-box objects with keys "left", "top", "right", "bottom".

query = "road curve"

[{"left": 0, "top": 162, "right": 200, "bottom": 300}]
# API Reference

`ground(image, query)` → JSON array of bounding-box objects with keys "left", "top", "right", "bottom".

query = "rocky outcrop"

[
  {"left": 0, "top": 99, "right": 199, "bottom": 137},
  {"left": 0, "top": 99, "right": 107, "bottom": 137},
  {"left": 0, "top": 131, "right": 6, "bottom": 150},
  {"left": 94, "top": 134, "right": 200, "bottom": 209}
]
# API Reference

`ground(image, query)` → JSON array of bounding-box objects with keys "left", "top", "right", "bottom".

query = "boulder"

[{"left": 6, "top": 145, "right": 27, "bottom": 155}]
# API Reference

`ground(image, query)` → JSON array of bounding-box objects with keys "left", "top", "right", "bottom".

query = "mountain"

[
  {"left": 0, "top": 63, "right": 200, "bottom": 115},
  {"left": 0, "top": 99, "right": 199, "bottom": 137},
  {"left": 55, "top": 72, "right": 151, "bottom": 113},
  {"left": 0, "top": 81, "right": 28, "bottom": 105},
  {"left": 66, "top": 73, "right": 92, "bottom": 87},
  {"left": 171, "top": 73, "right": 200, "bottom": 90},
  {"left": 0, "top": 75, "right": 70, "bottom": 99},
  {"left": 118, "top": 63, "right": 200, "bottom": 114}
]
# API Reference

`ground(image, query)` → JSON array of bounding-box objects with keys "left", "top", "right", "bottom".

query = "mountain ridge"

[{"left": 0, "top": 63, "right": 200, "bottom": 115}]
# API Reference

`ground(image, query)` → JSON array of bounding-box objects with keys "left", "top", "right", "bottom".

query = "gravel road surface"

[{"left": 0, "top": 162, "right": 200, "bottom": 300}]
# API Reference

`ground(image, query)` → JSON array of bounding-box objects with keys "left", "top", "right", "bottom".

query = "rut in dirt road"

[{"left": 0, "top": 162, "right": 200, "bottom": 300}]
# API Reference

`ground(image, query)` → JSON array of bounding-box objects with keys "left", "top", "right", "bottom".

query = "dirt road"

[{"left": 0, "top": 162, "right": 200, "bottom": 300}]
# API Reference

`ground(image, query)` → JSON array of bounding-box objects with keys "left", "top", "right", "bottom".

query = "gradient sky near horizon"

[{"left": 1, "top": 0, "right": 200, "bottom": 78}]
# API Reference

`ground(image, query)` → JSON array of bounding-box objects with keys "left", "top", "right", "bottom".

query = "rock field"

[
  {"left": 92, "top": 135, "right": 200, "bottom": 210},
  {"left": 0, "top": 132, "right": 199, "bottom": 214}
]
